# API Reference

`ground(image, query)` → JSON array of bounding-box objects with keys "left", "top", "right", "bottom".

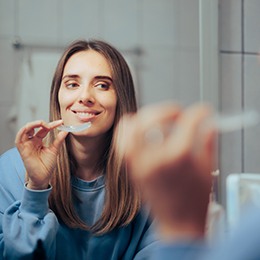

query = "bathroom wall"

[
  {"left": 0, "top": 0, "right": 202, "bottom": 154},
  {"left": 219, "top": 0, "right": 260, "bottom": 205}
]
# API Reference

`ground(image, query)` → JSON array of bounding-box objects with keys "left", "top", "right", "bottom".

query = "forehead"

[{"left": 63, "top": 50, "right": 112, "bottom": 76}]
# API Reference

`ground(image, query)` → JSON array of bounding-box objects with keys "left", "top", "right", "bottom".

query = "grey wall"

[{"left": 219, "top": 0, "right": 260, "bottom": 205}]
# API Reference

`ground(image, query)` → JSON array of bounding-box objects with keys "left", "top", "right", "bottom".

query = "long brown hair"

[{"left": 47, "top": 39, "right": 140, "bottom": 234}]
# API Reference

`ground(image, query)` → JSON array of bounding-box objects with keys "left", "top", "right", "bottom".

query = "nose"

[{"left": 78, "top": 84, "right": 95, "bottom": 105}]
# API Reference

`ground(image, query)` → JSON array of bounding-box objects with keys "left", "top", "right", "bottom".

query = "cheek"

[{"left": 58, "top": 89, "right": 73, "bottom": 112}]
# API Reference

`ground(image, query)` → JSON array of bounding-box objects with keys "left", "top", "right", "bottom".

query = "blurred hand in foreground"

[{"left": 118, "top": 102, "right": 217, "bottom": 241}]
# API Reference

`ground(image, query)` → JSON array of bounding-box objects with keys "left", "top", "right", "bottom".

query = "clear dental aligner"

[
  {"left": 57, "top": 122, "right": 91, "bottom": 133},
  {"left": 213, "top": 110, "right": 260, "bottom": 133}
]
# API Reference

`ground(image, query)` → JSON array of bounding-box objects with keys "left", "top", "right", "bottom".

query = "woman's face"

[{"left": 58, "top": 50, "right": 117, "bottom": 137}]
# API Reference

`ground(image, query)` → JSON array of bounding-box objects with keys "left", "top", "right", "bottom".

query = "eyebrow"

[
  {"left": 62, "top": 74, "right": 113, "bottom": 83},
  {"left": 94, "top": 76, "right": 113, "bottom": 82},
  {"left": 62, "top": 74, "right": 79, "bottom": 81}
]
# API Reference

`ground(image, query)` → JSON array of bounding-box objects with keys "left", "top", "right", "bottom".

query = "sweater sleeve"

[
  {"left": 1, "top": 184, "right": 59, "bottom": 259},
  {"left": 0, "top": 148, "right": 59, "bottom": 259}
]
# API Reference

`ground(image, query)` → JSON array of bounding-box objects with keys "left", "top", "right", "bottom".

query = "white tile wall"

[
  {"left": 17, "top": 0, "right": 60, "bottom": 45},
  {"left": 0, "top": 106, "right": 16, "bottom": 154},
  {"left": 139, "top": 46, "right": 200, "bottom": 106},
  {"left": 103, "top": 0, "right": 139, "bottom": 49},
  {"left": 60, "top": 0, "right": 101, "bottom": 44},
  {"left": 219, "top": 0, "right": 242, "bottom": 52},
  {"left": 0, "top": 39, "right": 16, "bottom": 104},
  {"left": 219, "top": 54, "right": 242, "bottom": 113},
  {"left": 219, "top": 53, "right": 243, "bottom": 204},
  {"left": 0, "top": 0, "right": 15, "bottom": 36},
  {"left": 244, "top": 0, "right": 260, "bottom": 53},
  {"left": 177, "top": 49, "right": 200, "bottom": 106},
  {"left": 140, "top": 0, "right": 200, "bottom": 106},
  {"left": 244, "top": 55, "right": 260, "bottom": 118},
  {"left": 244, "top": 54, "right": 260, "bottom": 171},
  {"left": 140, "top": 47, "right": 180, "bottom": 105},
  {"left": 218, "top": 0, "right": 260, "bottom": 207},
  {"left": 142, "top": 0, "right": 178, "bottom": 47},
  {"left": 178, "top": 0, "right": 200, "bottom": 50}
]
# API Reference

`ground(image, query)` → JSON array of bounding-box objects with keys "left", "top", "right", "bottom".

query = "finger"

[
  {"left": 49, "top": 130, "right": 68, "bottom": 153},
  {"left": 15, "top": 120, "right": 47, "bottom": 144},
  {"left": 15, "top": 120, "right": 63, "bottom": 144},
  {"left": 34, "top": 120, "right": 63, "bottom": 139},
  {"left": 47, "top": 119, "right": 63, "bottom": 129},
  {"left": 15, "top": 127, "right": 31, "bottom": 144}
]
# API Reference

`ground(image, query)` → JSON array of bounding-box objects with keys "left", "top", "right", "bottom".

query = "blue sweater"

[{"left": 0, "top": 148, "right": 158, "bottom": 259}]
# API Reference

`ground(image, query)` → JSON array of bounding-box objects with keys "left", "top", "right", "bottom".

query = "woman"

[{"left": 0, "top": 40, "right": 157, "bottom": 259}]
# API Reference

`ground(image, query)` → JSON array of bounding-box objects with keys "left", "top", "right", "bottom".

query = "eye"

[
  {"left": 65, "top": 82, "right": 80, "bottom": 89},
  {"left": 96, "top": 83, "right": 110, "bottom": 90}
]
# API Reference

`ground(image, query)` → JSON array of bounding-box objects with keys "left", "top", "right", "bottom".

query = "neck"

[{"left": 68, "top": 134, "right": 109, "bottom": 181}]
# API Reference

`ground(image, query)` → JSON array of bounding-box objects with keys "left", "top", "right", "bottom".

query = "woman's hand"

[
  {"left": 119, "top": 102, "right": 217, "bottom": 240},
  {"left": 15, "top": 120, "right": 68, "bottom": 190}
]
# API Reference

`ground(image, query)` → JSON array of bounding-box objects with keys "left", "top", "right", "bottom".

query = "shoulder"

[
  {"left": 131, "top": 206, "right": 158, "bottom": 242},
  {"left": 1, "top": 147, "right": 21, "bottom": 160},
  {"left": 129, "top": 206, "right": 151, "bottom": 226},
  {"left": 0, "top": 147, "right": 25, "bottom": 186},
  {"left": 122, "top": 207, "right": 160, "bottom": 259}
]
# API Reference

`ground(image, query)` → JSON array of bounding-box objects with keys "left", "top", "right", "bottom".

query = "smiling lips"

[{"left": 72, "top": 110, "right": 100, "bottom": 121}]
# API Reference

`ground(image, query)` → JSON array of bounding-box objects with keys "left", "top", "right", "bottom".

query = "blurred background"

[{"left": 0, "top": 0, "right": 260, "bottom": 209}]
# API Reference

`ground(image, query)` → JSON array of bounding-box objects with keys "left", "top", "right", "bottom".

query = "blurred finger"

[
  {"left": 137, "top": 102, "right": 182, "bottom": 131},
  {"left": 162, "top": 104, "right": 213, "bottom": 164},
  {"left": 128, "top": 103, "right": 182, "bottom": 151}
]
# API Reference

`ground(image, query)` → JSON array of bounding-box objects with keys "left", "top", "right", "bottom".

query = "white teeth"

[
  {"left": 77, "top": 112, "right": 93, "bottom": 115},
  {"left": 76, "top": 112, "right": 95, "bottom": 118}
]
